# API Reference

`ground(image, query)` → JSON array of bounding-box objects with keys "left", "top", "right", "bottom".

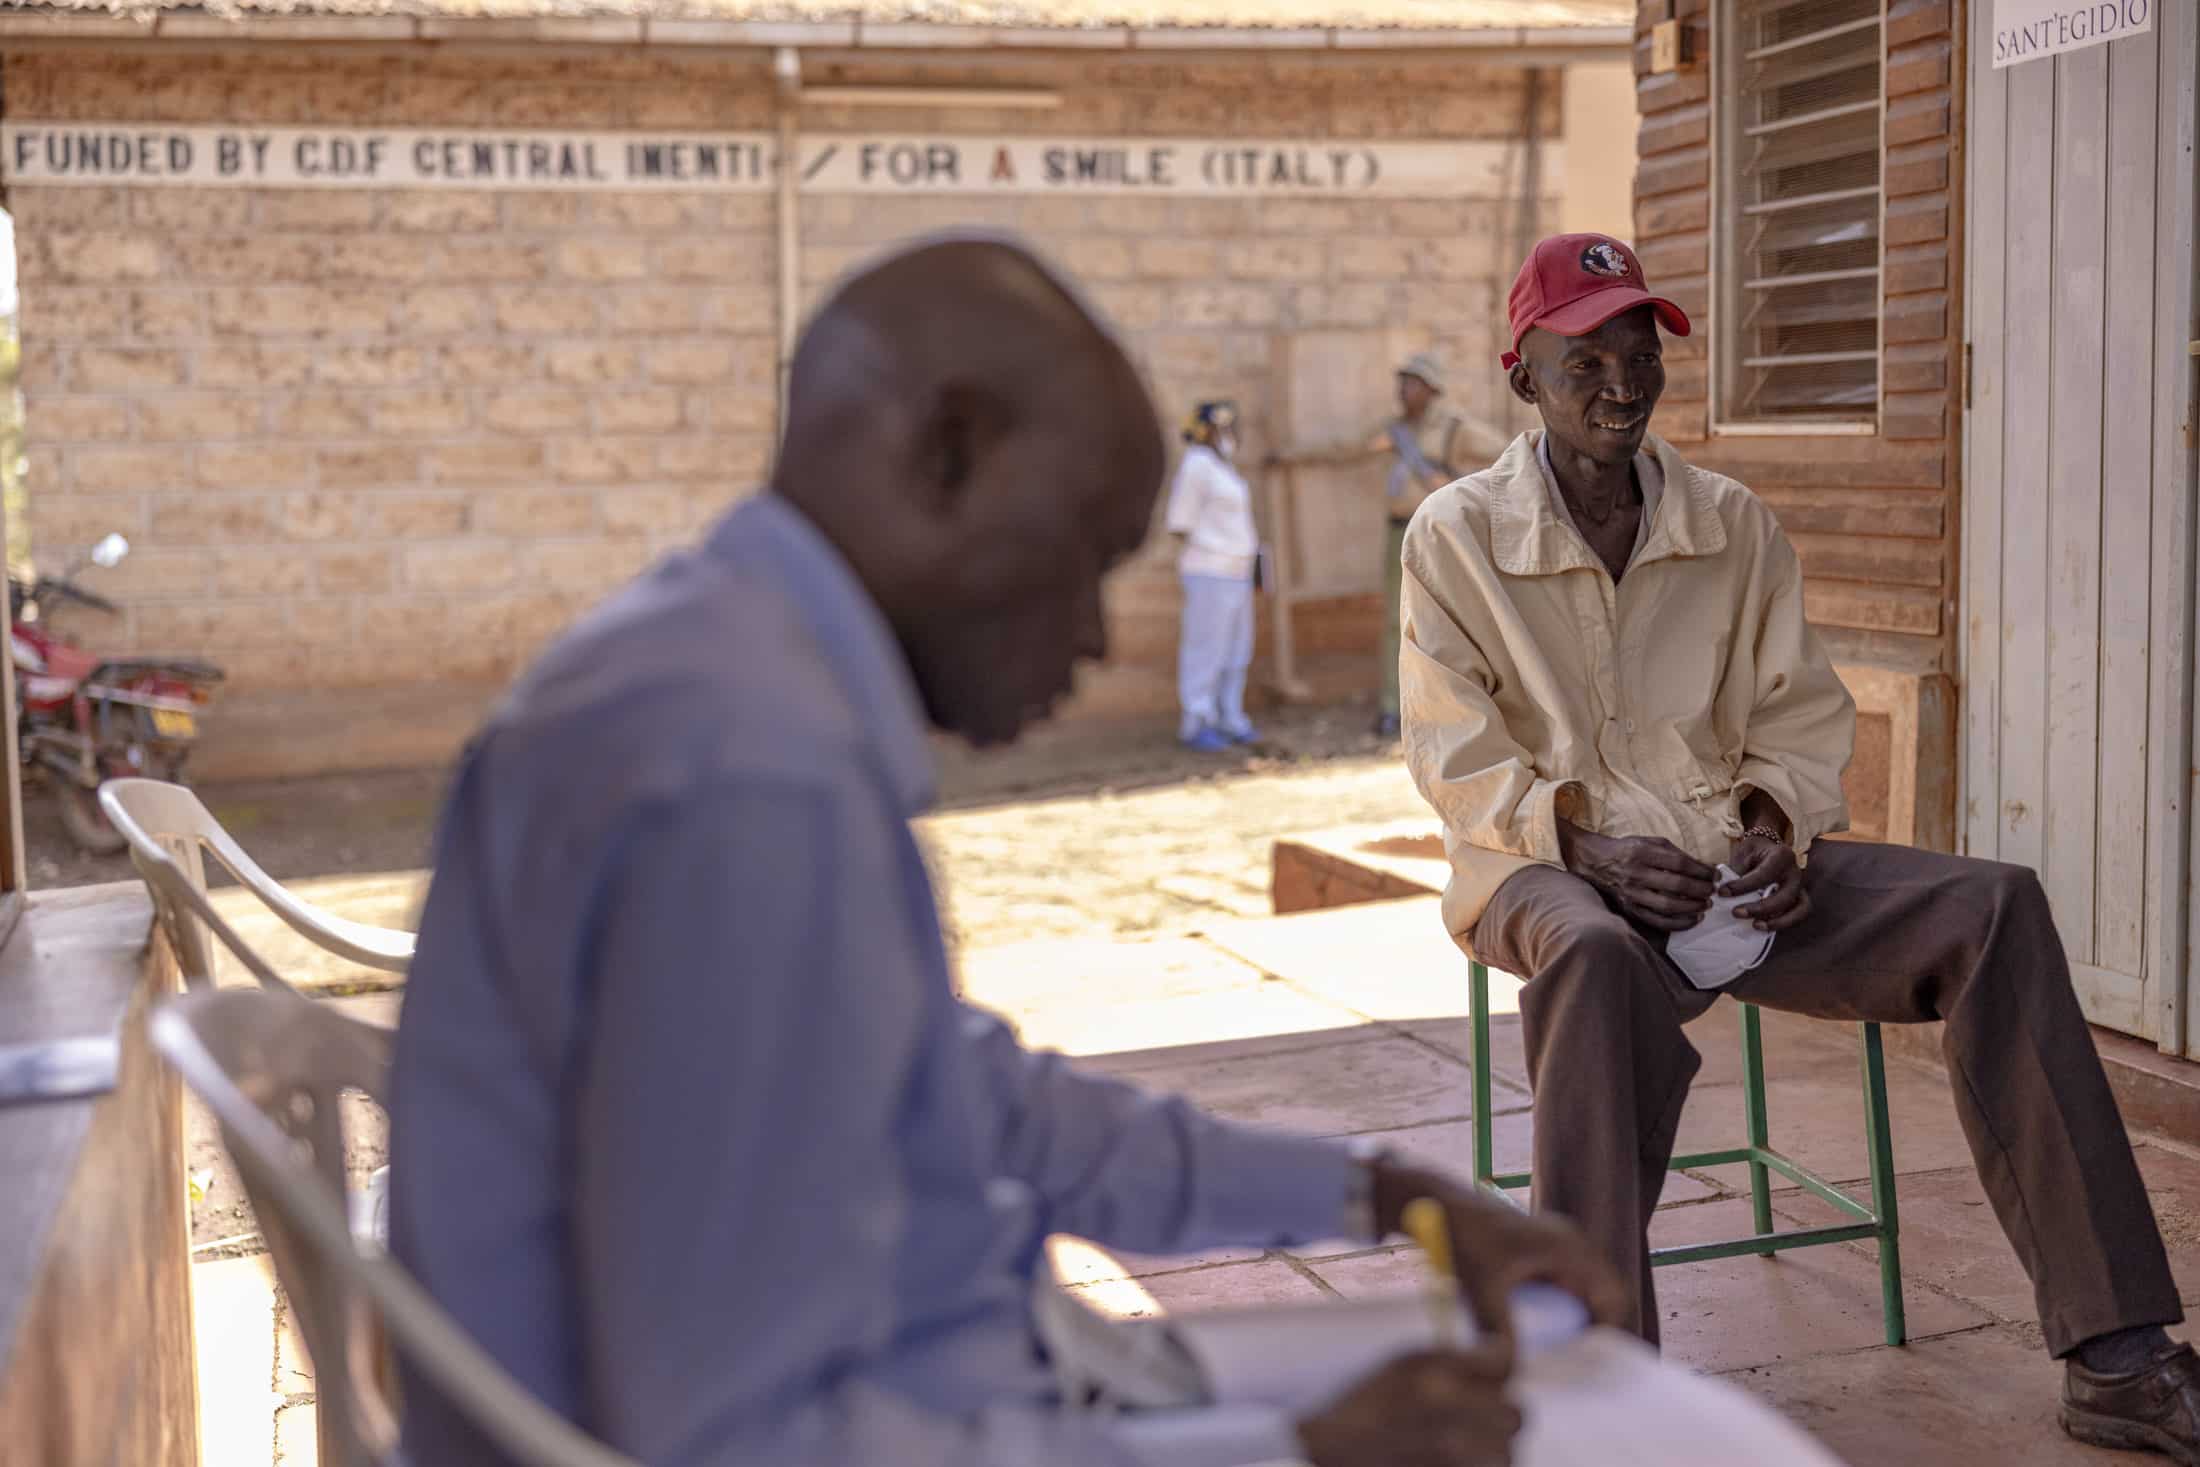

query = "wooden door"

[{"left": 1961, "top": 0, "right": 2199, "bottom": 1048}]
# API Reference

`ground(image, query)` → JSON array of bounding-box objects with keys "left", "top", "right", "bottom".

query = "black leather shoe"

[{"left": 2064, "top": 1344, "right": 2200, "bottom": 1464}]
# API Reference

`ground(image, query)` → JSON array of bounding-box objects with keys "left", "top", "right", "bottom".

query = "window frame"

[{"left": 1710, "top": 0, "right": 1891, "bottom": 437}]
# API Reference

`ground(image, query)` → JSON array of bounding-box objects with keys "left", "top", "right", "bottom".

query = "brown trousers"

[{"left": 1470, "top": 840, "right": 2180, "bottom": 1356}]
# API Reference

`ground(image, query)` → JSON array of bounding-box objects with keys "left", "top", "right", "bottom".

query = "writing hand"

[
  {"left": 1371, "top": 1162, "right": 1628, "bottom": 1367},
  {"left": 1297, "top": 1350, "right": 1520, "bottom": 1467}
]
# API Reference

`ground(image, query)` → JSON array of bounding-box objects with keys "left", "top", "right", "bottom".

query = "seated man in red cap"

[{"left": 1398, "top": 231, "right": 2199, "bottom": 1460}]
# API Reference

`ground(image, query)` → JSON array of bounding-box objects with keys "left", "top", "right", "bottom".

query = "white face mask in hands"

[{"left": 1665, "top": 863, "right": 1776, "bottom": 990}]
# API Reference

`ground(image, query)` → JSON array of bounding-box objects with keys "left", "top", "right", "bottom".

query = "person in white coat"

[{"left": 1166, "top": 401, "right": 1260, "bottom": 752}]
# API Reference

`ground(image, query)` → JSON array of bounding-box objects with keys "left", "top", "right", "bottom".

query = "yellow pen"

[{"left": 1401, "top": 1196, "right": 1463, "bottom": 1347}]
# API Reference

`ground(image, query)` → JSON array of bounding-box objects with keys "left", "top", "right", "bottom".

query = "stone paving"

[{"left": 184, "top": 761, "right": 2200, "bottom": 1465}]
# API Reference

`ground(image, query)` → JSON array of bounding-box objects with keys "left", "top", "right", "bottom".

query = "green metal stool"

[{"left": 1468, "top": 960, "right": 1907, "bottom": 1345}]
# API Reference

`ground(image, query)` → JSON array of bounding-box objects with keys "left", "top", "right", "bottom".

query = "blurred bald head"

[{"left": 768, "top": 237, "right": 1165, "bottom": 748}]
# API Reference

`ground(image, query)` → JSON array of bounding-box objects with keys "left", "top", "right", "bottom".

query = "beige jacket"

[{"left": 1400, "top": 432, "right": 1855, "bottom": 950}]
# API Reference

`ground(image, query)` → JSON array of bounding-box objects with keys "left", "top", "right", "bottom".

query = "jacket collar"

[{"left": 1487, "top": 431, "right": 1726, "bottom": 578}]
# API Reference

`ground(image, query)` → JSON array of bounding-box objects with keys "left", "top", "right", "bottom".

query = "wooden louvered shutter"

[{"left": 1715, "top": 0, "right": 1886, "bottom": 425}]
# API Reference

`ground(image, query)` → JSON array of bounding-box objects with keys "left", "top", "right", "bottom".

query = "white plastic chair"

[
  {"left": 105, "top": 778, "right": 400, "bottom": 1239},
  {"left": 151, "top": 987, "right": 638, "bottom": 1467},
  {"left": 98, "top": 777, "right": 414, "bottom": 988}
]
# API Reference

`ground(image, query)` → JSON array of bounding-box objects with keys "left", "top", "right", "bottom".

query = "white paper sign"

[
  {"left": 0, "top": 122, "right": 1539, "bottom": 199},
  {"left": 1992, "top": 0, "right": 2153, "bottom": 66}
]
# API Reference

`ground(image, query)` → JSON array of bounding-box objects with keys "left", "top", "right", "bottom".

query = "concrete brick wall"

[
  {"left": 5, "top": 46, "right": 1558, "bottom": 777},
  {"left": 794, "top": 54, "right": 1559, "bottom": 724}
]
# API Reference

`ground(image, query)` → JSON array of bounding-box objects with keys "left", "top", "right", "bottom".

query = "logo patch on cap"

[{"left": 1579, "top": 242, "right": 1632, "bottom": 279}]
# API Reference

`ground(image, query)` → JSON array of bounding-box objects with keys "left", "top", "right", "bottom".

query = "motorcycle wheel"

[{"left": 56, "top": 781, "right": 126, "bottom": 856}]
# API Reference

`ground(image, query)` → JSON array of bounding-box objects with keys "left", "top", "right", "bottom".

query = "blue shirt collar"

[{"left": 709, "top": 495, "right": 938, "bottom": 818}]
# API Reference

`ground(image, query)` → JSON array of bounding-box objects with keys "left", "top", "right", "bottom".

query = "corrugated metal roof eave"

[{"left": 0, "top": 0, "right": 1634, "bottom": 49}]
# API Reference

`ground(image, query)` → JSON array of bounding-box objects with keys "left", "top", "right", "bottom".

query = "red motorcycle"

[{"left": 9, "top": 534, "right": 224, "bottom": 854}]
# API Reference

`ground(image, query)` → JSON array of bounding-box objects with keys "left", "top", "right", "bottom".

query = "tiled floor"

[{"left": 192, "top": 893, "right": 2197, "bottom": 1465}]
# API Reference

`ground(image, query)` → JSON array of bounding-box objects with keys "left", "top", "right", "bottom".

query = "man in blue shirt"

[{"left": 389, "top": 238, "right": 1619, "bottom": 1467}]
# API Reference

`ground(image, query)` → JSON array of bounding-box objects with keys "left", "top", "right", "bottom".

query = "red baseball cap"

[{"left": 1500, "top": 233, "right": 1691, "bottom": 369}]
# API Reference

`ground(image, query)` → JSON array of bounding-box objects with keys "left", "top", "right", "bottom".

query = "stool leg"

[
  {"left": 1860, "top": 1021, "right": 1907, "bottom": 1345},
  {"left": 1740, "top": 1003, "right": 1773, "bottom": 1236},
  {"left": 1471, "top": 961, "right": 1495, "bottom": 1189}
]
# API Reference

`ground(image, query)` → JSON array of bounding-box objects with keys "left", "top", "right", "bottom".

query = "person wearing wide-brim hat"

[
  {"left": 1165, "top": 399, "right": 1260, "bottom": 752},
  {"left": 1270, "top": 354, "right": 1508, "bottom": 740},
  {"left": 1372, "top": 353, "right": 1499, "bottom": 739}
]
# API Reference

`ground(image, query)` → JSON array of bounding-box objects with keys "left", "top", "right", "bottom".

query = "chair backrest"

[
  {"left": 99, "top": 778, "right": 414, "bottom": 989},
  {"left": 150, "top": 988, "right": 638, "bottom": 1467},
  {"left": 115, "top": 812, "right": 301, "bottom": 996}
]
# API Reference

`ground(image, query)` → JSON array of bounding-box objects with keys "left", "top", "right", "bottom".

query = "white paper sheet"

[
  {"left": 1168, "top": 1293, "right": 1845, "bottom": 1466},
  {"left": 1512, "top": 1329, "right": 1845, "bottom": 1466},
  {"left": 1168, "top": 1286, "right": 1587, "bottom": 1415}
]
